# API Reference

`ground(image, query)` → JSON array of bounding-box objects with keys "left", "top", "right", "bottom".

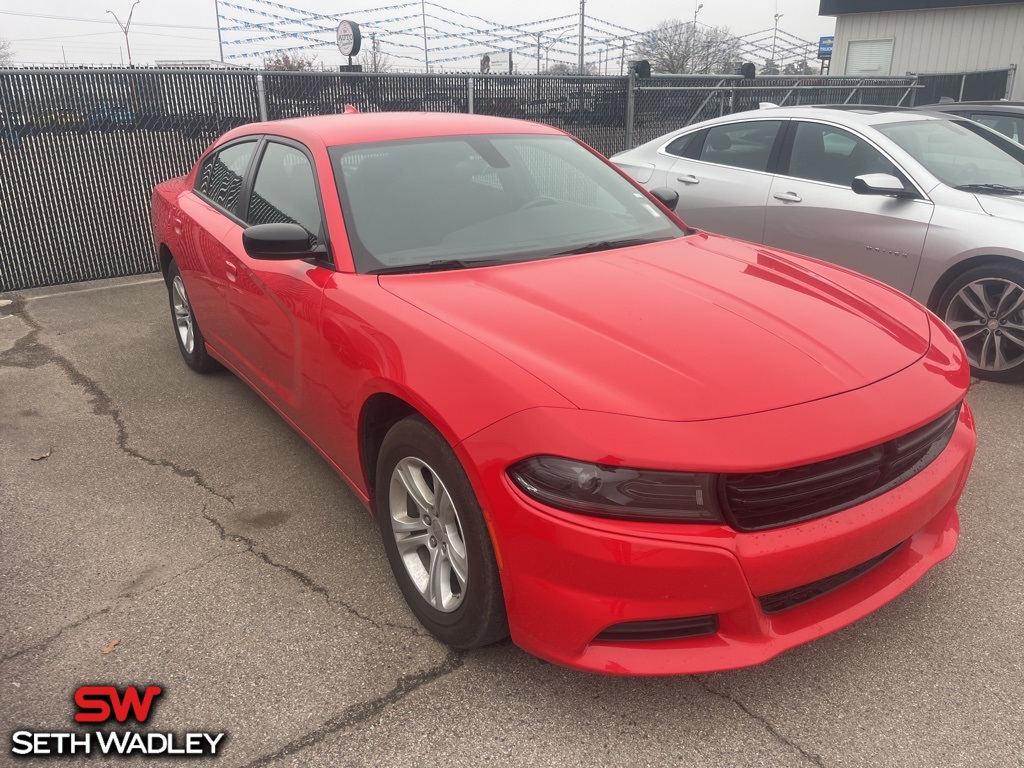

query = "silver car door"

[
  {"left": 763, "top": 120, "right": 934, "bottom": 294},
  {"left": 666, "top": 119, "right": 784, "bottom": 243}
]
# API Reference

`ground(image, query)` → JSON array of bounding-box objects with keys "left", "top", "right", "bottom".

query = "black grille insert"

[
  {"left": 595, "top": 615, "right": 719, "bottom": 643},
  {"left": 759, "top": 542, "right": 904, "bottom": 614},
  {"left": 721, "top": 406, "right": 961, "bottom": 532}
]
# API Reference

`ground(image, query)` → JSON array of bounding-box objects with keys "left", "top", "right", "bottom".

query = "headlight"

[{"left": 508, "top": 456, "right": 721, "bottom": 523}]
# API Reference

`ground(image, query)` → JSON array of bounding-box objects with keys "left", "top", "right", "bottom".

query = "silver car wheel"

[
  {"left": 388, "top": 457, "right": 468, "bottom": 613},
  {"left": 172, "top": 275, "right": 195, "bottom": 355},
  {"left": 946, "top": 277, "right": 1024, "bottom": 372}
]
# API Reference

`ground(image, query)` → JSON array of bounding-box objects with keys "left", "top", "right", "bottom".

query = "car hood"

[
  {"left": 974, "top": 193, "right": 1024, "bottom": 218},
  {"left": 380, "top": 235, "right": 931, "bottom": 421}
]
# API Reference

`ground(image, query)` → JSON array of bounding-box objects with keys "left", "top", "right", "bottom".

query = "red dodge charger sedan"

[{"left": 151, "top": 113, "right": 976, "bottom": 675}]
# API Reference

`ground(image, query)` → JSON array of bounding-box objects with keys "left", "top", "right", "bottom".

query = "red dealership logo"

[{"left": 74, "top": 685, "right": 162, "bottom": 724}]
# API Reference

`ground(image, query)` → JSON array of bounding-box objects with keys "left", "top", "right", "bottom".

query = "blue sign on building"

[{"left": 818, "top": 36, "right": 835, "bottom": 59}]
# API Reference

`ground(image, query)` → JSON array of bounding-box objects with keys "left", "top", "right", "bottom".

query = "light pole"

[
  {"left": 771, "top": 13, "right": 783, "bottom": 70},
  {"left": 543, "top": 29, "right": 569, "bottom": 72},
  {"left": 421, "top": 0, "right": 429, "bottom": 72},
  {"left": 578, "top": 0, "right": 586, "bottom": 74},
  {"left": 690, "top": 3, "right": 703, "bottom": 74},
  {"left": 214, "top": 0, "right": 224, "bottom": 63},
  {"left": 107, "top": 0, "right": 141, "bottom": 67}
]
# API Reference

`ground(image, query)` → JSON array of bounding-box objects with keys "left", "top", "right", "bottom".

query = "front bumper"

[{"left": 457, "top": 371, "right": 975, "bottom": 675}]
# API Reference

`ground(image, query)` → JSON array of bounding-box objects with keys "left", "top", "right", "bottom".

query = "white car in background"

[{"left": 612, "top": 105, "right": 1024, "bottom": 382}]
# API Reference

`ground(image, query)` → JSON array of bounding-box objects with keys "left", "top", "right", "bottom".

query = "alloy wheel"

[
  {"left": 945, "top": 277, "right": 1024, "bottom": 372},
  {"left": 172, "top": 275, "right": 195, "bottom": 355},
  {"left": 388, "top": 457, "right": 468, "bottom": 612}
]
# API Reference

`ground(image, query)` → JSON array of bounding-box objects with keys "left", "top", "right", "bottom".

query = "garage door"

[{"left": 845, "top": 39, "right": 894, "bottom": 76}]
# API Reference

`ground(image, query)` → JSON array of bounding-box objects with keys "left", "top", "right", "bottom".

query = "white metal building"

[{"left": 821, "top": 0, "right": 1024, "bottom": 99}]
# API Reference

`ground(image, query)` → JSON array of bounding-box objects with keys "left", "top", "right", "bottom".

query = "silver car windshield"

[
  {"left": 876, "top": 118, "right": 1024, "bottom": 192},
  {"left": 328, "top": 134, "right": 685, "bottom": 274}
]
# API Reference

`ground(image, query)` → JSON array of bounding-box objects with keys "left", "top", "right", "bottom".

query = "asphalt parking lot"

[{"left": 1, "top": 274, "right": 1023, "bottom": 767}]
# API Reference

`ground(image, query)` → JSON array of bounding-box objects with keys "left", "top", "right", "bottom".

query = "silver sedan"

[{"left": 612, "top": 106, "right": 1024, "bottom": 382}]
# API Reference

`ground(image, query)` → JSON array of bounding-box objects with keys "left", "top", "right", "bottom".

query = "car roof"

[
  {"left": 681, "top": 104, "right": 953, "bottom": 130},
  {"left": 220, "top": 112, "right": 563, "bottom": 148},
  {"left": 918, "top": 101, "right": 1024, "bottom": 112}
]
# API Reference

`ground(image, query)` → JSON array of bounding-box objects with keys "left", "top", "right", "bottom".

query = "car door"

[
  {"left": 763, "top": 120, "right": 934, "bottom": 294},
  {"left": 664, "top": 119, "right": 785, "bottom": 243},
  {"left": 216, "top": 137, "right": 334, "bottom": 419},
  {"left": 180, "top": 138, "right": 260, "bottom": 351}
]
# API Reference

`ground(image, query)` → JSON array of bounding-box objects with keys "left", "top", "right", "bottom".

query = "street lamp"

[
  {"left": 690, "top": 3, "right": 703, "bottom": 74},
  {"left": 578, "top": 0, "right": 586, "bottom": 74},
  {"left": 543, "top": 29, "right": 570, "bottom": 72},
  {"left": 107, "top": 1, "right": 141, "bottom": 67},
  {"left": 771, "top": 12, "right": 783, "bottom": 70}
]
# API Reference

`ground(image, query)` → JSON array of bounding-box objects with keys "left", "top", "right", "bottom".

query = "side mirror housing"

[
  {"left": 852, "top": 173, "right": 914, "bottom": 198},
  {"left": 242, "top": 223, "right": 314, "bottom": 260},
  {"left": 649, "top": 186, "right": 680, "bottom": 211}
]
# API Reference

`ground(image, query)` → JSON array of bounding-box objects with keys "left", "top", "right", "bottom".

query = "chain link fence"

[{"left": 0, "top": 68, "right": 928, "bottom": 291}]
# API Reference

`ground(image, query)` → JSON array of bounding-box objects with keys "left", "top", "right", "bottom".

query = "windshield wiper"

[
  {"left": 954, "top": 183, "right": 1023, "bottom": 196},
  {"left": 368, "top": 258, "right": 510, "bottom": 275},
  {"left": 551, "top": 236, "right": 675, "bottom": 257}
]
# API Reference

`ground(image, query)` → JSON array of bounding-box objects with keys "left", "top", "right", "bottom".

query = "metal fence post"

[
  {"left": 958, "top": 73, "right": 967, "bottom": 102},
  {"left": 256, "top": 73, "right": 268, "bottom": 121},
  {"left": 467, "top": 77, "right": 474, "bottom": 114},
  {"left": 624, "top": 69, "right": 635, "bottom": 152}
]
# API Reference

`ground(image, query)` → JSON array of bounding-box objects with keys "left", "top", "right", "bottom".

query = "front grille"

[
  {"left": 721, "top": 405, "right": 961, "bottom": 532},
  {"left": 594, "top": 615, "right": 719, "bottom": 643},
  {"left": 759, "top": 542, "right": 904, "bottom": 614}
]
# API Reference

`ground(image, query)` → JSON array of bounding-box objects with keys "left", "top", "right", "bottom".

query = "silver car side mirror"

[{"left": 852, "top": 174, "right": 912, "bottom": 198}]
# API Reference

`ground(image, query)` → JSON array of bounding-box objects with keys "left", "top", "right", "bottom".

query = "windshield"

[
  {"left": 876, "top": 118, "right": 1024, "bottom": 191},
  {"left": 329, "top": 134, "right": 686, "bottom": 273}
]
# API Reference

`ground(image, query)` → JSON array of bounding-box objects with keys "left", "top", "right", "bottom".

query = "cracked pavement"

[{"left": 1, "top": 275, "right": 1022, "bottom": 767}]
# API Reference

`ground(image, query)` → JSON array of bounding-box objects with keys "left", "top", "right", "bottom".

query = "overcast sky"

[{"left": 1, "top": 0, "right": 836, "bottom": 68}]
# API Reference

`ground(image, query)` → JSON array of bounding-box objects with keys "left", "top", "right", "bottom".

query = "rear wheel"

[
  {"left": 166, "top": 260, "right": 219, "bottom": 373},
  {"left": 376, "top": 415, "right": 508, "bottom": 649},
  {"left": 938, "top": 262, "right": 1024, "bottom": 382}
]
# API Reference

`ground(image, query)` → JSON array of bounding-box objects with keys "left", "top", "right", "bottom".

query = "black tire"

[
  {"left": 166, "top": 260, "right": 219, "bottom": 373},
  {"left": 937, "top": 262, "right": 1024, "bottom": 383},
  {"left": 376, "top": 415, "right": 508, "bottom": 649}
]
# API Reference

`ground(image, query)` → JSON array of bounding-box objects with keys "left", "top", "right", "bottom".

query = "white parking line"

[{"left": 21, "top": 277, "right": 164, "bottom": 302}]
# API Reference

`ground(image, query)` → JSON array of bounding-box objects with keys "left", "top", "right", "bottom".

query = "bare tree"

[
  {"left": 358, "top": 36, "right": 391, "bottom": 73},
  {"left": 263, "top": 51, "right": 318, "bottom": 71},
  {"left": 634, "top": 19, "right": 737, "bottom": 75},
  {"left": 783, "top": 59, "right": 816, "bottom": 76},
  {"left": 546, "top": 61, "right": 598, "bottom": 75},
  {"left": 0, "top": 38, "right": 14, "bottom": 66}
]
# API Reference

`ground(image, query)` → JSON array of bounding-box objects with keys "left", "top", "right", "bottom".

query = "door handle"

[
  {"left": 773, "top": 192, "right": 802, "bottom": 203},
  {"left": 172, "top": 217, "right": 183, "bottom": 235},
  {"left": 225, "top": 260, "right": 237, "bottom": 283},
  {"left": 676, "top": 174, "right": 700, "bottom": 185}
]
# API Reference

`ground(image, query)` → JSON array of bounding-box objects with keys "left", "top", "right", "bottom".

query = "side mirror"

[
  {"left": 242, "top": 223, "right": 314, "bottom": 260},
  {"left": 852, "top": 174, "right": 913, "bottom": 198},
  {"left": 649, "top": 186, "right": 680, "bottom": 211}
]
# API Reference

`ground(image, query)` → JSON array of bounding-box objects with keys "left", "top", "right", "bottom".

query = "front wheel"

[
  {"left": 376, "top": 415, "right": 508, "bottom": 649},
  {"left": 937, "top": 262, "right": 1024, "bottom": 382}
]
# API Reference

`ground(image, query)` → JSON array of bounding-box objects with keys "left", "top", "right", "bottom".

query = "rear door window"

[
  {"left": 196, "top": 140, "right": 257, "bottom": 215},
  {"left": 698, "top": 121, "right": 783, "bottom": 172}
]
